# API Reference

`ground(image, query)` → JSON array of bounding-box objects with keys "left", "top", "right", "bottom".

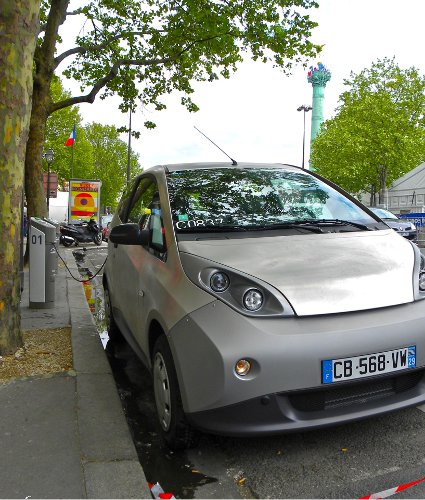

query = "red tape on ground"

[
  {"left": 148, "top": 481, "right": 176, "bottom": 499},
  {"left": 359, "top": 476, "right": 425, "bottom": 499}
]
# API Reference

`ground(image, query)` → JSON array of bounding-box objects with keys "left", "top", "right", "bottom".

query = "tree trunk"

[
  {"left": 378, "top": 166, "right": 387, "bottom": 206},
  {"left": 370, "top": 184, "right": 376, "bottom": 207},
  {"left": 0, "top": 0, "right": 40, "bottom": 354},
  {"left": 24, "top": 0, "right": 69, "bottom": 262},
  {"left": 24, "top": 85, "right": 51, "bottom": 224}
]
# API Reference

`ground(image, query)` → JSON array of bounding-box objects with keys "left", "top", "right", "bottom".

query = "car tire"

[
  {"left": 104, "top": 284, "right": 122, "bottom": 341},
  {"left": 152, "top": 335, "right": 200, "bottom": 450}
]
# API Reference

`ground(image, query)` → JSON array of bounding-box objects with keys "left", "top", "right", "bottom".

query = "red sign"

[{"left": 43, "top": 172, "right": 58, "bottom": 198}]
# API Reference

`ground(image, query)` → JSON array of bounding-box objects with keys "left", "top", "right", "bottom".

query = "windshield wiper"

[
  {"left": 302, "top": 219, "right": 373, "bottom": 231},
  {"left": 244, "top": 222, "right": 323, "bottom": 233},
  {"left": 176, "top": 219, "right": 372, "bottom": 233},
  {"left": 176, "top": 222, "right": 322, "bottom": 233}
]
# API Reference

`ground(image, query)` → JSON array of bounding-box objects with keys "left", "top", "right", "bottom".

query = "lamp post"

[
  {"left": 297, "top": 104, "right": 312, "bottom": 169},
  {"left": 43, "top": 149, "right": 54, "bottom": 212},
  {"left": 126, "top": 109, "right": 132, "bottom": 186}
]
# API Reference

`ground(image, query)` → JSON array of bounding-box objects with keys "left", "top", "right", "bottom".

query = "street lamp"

[
  {"left": 43, "top": 148, "right": 54, "bottom": 211},
  {"left": 297, "top": 104, "right": 312, "bottom": 169}
]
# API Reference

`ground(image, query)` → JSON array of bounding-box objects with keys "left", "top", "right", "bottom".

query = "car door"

[
  {"left": 114, "top": 176, "right": 167, "bottom": 355},
  {"left": 112, "top": 177, "right": 154, "bottom": 335}
]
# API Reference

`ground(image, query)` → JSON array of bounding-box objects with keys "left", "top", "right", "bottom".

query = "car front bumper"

[{"left": 168, "top": 298, "right": 425, "bottom": 435}]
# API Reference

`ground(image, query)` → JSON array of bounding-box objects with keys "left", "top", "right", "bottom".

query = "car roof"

[{"left": 151, "top": 162, "right": 303, "bottom": 173}]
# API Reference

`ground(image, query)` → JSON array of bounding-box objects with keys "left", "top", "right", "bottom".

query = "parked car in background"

[
  {"left": 103, "top": 162, "right": 425, "bottom": 450},
  {"left": 102, "top": 222, "right": 111, "bottom": 241},
  {"left": 369, "top": 207, "right": 417, "bottom": 242},
  {"left": 100, "top": 214, "right": 113, "bottom": 241}
]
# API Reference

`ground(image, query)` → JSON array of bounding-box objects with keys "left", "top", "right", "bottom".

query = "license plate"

[{"left": 322, "top": 346, "right": 416, "bottom": 384}]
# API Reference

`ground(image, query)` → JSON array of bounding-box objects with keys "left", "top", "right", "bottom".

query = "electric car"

[{"left": 103, "top": 162, "right": 425, "bottom": 449}]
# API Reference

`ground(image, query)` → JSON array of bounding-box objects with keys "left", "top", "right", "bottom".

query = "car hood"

[{"left": 178, "top": 230, "right": 415, "bottom": 316}]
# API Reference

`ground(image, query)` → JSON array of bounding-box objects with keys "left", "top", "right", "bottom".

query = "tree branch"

[
  {"left": 54, "top": 30, "right": 164, "bottom": 67},
  {"left": 50, "top": 30, "right": 234, "bottom": 113},
  {"left": 49, "top": 56, "right": 171, "bottom": 113}
]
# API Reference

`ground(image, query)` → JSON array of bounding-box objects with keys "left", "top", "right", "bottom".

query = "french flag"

[{"left": 65, "top": 124, "right": 76, "bottom": 146}]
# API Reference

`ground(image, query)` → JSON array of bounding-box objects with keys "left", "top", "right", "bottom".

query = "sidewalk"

[{"left": 0, "top": 248, "right": 151, "bottom": 499}]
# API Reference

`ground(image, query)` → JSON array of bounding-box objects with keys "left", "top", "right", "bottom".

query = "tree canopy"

[
  {"left": 52, "top": 0, "right": 320, "bottom": 116},
  {"left": 310, "top": 58, "right": 425, "bottom": 204},
  {"left": 44, "top": 77, "right": 141, "bottom": 209},
  {"left": 84, "top": 122, "right": 140, "bottom": 209},
  {"left": 25, "top": 0, "right": 321, "bottom": 224}
]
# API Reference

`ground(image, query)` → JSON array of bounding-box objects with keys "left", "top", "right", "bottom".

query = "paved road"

[{"left": 75, "top": 244, "right": 425, "bottom": 499}]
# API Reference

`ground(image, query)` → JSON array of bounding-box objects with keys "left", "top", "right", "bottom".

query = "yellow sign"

[{"left": 68, "top": 179, "right": 101, "bottom": 223}]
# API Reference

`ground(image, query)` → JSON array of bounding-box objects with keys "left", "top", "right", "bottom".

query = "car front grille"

[{"left": 287, "top": 370, "right": 424, "bottom": 412}]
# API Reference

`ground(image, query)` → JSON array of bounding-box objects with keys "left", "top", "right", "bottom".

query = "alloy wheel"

[{"left": 153, "top": 352, "right": 172, "bottom": 431}]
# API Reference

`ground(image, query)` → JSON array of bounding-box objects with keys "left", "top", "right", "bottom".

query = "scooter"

[{"left": 59, "top": 217, "right": 102, "bottom": 246}]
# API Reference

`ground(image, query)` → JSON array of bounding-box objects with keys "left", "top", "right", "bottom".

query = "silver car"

[
  {"left": 104, "top": 162, "right": 425, "bottom": 449},
  {"left": 369, "top": 207, "right": 418, "bottom": 242}
]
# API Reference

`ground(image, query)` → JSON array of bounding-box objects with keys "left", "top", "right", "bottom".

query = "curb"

[{"left": 64, "top": 248, "right": 151, "bottom": 499}]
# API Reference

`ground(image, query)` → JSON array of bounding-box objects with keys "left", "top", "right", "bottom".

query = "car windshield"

[
  {"left": 370, "top": 208, "right": 398, "bottom": 220},
  {"left": 167, "top": 167, "right": 376, "bottom": 232},
  {"left": 101, "top": 215, "right": 113, "bottom": 226}
]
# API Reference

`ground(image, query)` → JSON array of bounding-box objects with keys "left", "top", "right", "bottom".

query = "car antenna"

[{"left": 194, "top": 126, "right": 237, "bottom": 165}]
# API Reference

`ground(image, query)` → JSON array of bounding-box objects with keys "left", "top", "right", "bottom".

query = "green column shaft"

[{"left": 311, "top": 84, "right": 326, "bottom": 143}]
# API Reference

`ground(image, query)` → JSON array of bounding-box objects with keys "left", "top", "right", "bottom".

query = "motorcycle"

[{"left": 59, "top": 217, "right": 102, "bottom": 246}]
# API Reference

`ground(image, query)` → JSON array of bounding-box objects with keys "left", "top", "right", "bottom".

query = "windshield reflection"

[{"left": 167, "top": 168, "right": 374, "bottom": 231}]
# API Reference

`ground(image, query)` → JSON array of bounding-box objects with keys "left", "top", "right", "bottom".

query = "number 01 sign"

[{"left": 29, "top": 226, "right": 46, "bottom": 302}]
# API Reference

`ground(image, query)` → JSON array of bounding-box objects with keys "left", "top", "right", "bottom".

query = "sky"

[{"left": 61, "top": 0, "right": 425, "bottom": 170}]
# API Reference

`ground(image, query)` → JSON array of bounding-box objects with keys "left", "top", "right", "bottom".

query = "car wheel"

[
  {"left": 104, "top": 284, "right": 122, "bottom": 341},
  {"left": 94, "top": 232, "right": 102, "bottom": 245},
  {"left": 152, "top": 335, "right": 199, "bottom": 450}
]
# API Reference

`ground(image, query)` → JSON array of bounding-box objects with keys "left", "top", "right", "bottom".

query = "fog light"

[
  {"left": 243, "top": 288, "right": 263, "bottom": 311},
  {"left": 235, "top": 359, "right": 251, "bottom": 376}
]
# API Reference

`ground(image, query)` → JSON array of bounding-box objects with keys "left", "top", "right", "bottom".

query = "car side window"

[
  {"left": 127, "top": 179, "right": 155, "bottom": 223},
  {"left": 127, "top": 179, "right": 166, "bottom": 260},
  {"left": 116, "top": 182, "right": 136, "bottom": 222}
]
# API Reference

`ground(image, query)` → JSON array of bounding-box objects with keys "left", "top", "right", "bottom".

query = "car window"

[
  {"left": 167, "top": 168, "right": 376, "bottom": 231},
  {"left": 127, "top": 178, "right": 166, "bottom": 259},
  {"left": 101, "top": 214, "right": 113, "bottom": 227},
  {"left": 116, "top": 182, "right": 136, "bottom": 222},
  {"left": 127, "top": 179, "right": 156, "bottom": 223},
  {"left": 370, "top": 208, "right": 398, "bottom": 220},
  {"left": 147, "top": 193, "right": 165, "bottom": 251}
]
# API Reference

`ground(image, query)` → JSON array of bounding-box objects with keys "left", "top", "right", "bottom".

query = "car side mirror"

[{"left": 109, "top": 223, "right": 150, "bottom": 246}]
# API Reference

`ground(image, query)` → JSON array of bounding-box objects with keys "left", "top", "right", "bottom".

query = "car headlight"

[
  {"left": 179, "top": 253, "right": 295, "bottom": 317},
  {"left": 210, "top": 272, "right": 230, "bottom": 292},
  {"left": 412, "top": 242, "right": 425, "bottom": 300},
  {"left": 411, "top": 223, "right": 417, "bottom": 230},
  {"left": 420, "top": 255, "right": 425, "bottom": 292}
]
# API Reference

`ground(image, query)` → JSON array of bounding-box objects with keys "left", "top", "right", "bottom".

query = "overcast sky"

[{"left": 62, "top": 0, "right": 425, "bottom": 170}]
